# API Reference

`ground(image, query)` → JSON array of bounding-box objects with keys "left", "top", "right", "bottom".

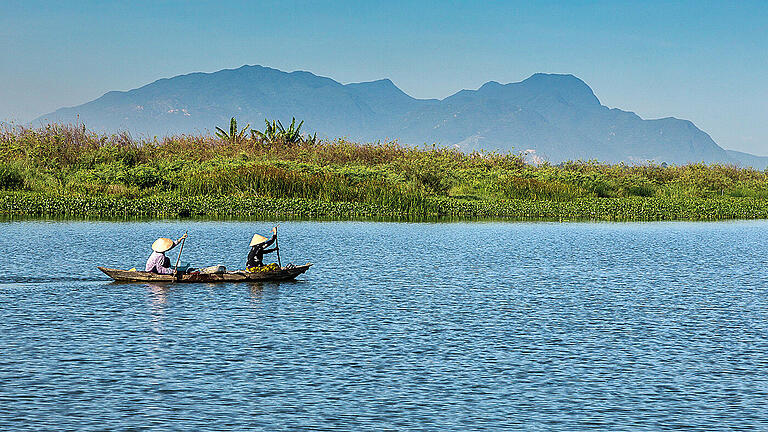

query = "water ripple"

[{"left": 0, "top": 220, "right": 767, "bottom": 430}]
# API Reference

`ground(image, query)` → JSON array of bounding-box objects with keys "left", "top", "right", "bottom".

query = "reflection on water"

[
  {"left": 1, "top": 220, "right": 768, "bottom": 430},
  {"left": 249, "top": 283, "right": 264, "bottom": 303},
  {"left": 146, "top": 283, "right": 171, "bottom": 334},
  {"left": 147, "top": 283, "right": 171, "bottom": 305}
]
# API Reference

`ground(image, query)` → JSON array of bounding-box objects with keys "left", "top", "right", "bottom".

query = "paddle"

[
  {"left": 174, "top": 231, "right": 187, "bottom": 277},
  {"left": 274, "top": 225, "right": 282, "bottom": 268}
]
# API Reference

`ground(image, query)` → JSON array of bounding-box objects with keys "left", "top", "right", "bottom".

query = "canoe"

[{"left": 97, "top": 264, "right": 312, "bottom": 283}]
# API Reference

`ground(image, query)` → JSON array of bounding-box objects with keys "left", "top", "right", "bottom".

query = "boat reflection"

[
  {"left": 249, "top": 282, "right": 265, "bottom": 303},
  {"left": 146, "top": 282, "right": 171, "bottom": 334}
]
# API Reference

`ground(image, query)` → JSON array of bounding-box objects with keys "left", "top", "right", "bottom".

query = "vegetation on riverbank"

[{"left": 2, "top": 123, "right": 768, "bottom": 220}]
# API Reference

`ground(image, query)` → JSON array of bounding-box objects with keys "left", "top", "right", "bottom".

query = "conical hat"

[
  {"left": 152, "top": 238, "right": 174, "bottom": 253},
  {"left": 250, "top": 233, "right": 268, "bottom": 246}
]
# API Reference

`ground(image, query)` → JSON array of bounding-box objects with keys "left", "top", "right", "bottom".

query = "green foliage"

[
  {"left": 0, "top": 164, "right": 24, "bottom": 190},
  {"left": 215, "top": 117, "right": 249, "bottom": 144},
  {"left": 401, "top": 157, "right": 454, "bottom": 195},
  {"left": 127, "top": 165, "right": 163, "bottom": 189},
  {"left": 3, "top": 191, "right": 768, "bottom": 221},
  {"left": 251, "top": 119, "right": 279, "bottom": 142},
  {"left": 280, "top": 117, "right": 304, "bottom": 144},
  {"left": 3, "top": 123, "right": 768, "bottom": 220},
  {"left": 493, "top": 175, "right": 583, "bottom": 201},
  {"left": 251, "top": 117, "right": 309, "bottom": 145}
]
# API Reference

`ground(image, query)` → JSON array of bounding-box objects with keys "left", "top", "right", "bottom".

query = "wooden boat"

[{"left": 97, "top": 264, "right": 312, "bottom": 283}]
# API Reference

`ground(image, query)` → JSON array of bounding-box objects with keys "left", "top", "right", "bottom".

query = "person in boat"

[
  {"left": 246, "top": 227, "right": 279, "bottom": 271},
  {"left": 145, "top": 233, "right": 187, "bottom": 274}
]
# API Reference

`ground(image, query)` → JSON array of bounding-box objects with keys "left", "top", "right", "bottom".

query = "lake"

[{"left": 1, "top": 220, "right": 767, "bottom": 430}]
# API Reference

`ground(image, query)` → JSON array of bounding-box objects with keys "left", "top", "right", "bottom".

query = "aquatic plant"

[{"left": 3, "top": 191, "right": 768, "bottom": 221}]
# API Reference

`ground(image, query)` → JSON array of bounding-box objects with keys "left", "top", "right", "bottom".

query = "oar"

[
  {"left": 174, "top": 231, "right": 187, "bottom": 277},
  {"left": 274, "top": 226, "right": 282, "bottom": 268}
]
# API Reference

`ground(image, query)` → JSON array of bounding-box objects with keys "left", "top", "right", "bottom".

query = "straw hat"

[
  {"left": 152, "top": 238, "right": 174, "bottom": 253},
  {"left": 250, "top": 233, "right": 268, "bottom": 246}
]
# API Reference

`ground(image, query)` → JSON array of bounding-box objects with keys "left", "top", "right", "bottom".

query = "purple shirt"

[{"left": 145, "top": 239, "right": 181, "bottom": 274}]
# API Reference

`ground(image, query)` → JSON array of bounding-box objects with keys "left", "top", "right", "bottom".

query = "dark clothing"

[{"left": 246, "top": 234, "right": 277, "bottom": 268}]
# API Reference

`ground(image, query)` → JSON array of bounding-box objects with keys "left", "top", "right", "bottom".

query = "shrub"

[
  {"left": 0, "top": 164, "right": 24, "bottom": 190},
  {"left": 128, "top": 165, "right": 163, "bottom": 189}
]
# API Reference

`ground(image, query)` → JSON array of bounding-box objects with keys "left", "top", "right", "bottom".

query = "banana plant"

[
  {"left": 251, "top": 119, "right": 280, "bottom": 142},
  {"left": 279, "top": 117, "right": 304, "bottom": 144},
  {"left": 215, "top": 117, "right": 249, "bottom": 144},
  {"left": 251, "top": 117, "right": 307, "bottom": 145}
]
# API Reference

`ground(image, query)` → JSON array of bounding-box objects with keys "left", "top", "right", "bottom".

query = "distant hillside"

[
  {"left": 33, "top": 65, "right": 764, "bottom": 167},
  {"left": 725, "top": 150, "right": 768, "bottom": 170}
]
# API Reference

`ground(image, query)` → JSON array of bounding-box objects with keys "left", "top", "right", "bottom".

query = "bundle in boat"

[{"left": 200, "top": 265, "right": 226, "bottom": 274}]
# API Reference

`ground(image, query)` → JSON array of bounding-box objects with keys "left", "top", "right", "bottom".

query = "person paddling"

[
  {"left": 145, "top": 233, "right": 187, "bottom": 274},
  {"left": 246, "top": 227, "right": 279, "bottom": 271}
]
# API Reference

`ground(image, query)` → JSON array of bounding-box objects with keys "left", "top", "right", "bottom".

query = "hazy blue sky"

[{"left": 2, "top": 0, "right": 766, "bottom": 153}]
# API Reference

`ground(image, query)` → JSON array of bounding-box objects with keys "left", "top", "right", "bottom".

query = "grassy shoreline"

[
  {"left": 3, "top": 192, "right": 768, "bottom": 221},
  {"left": 3, "top": 123, "right": 768, "bottom": 221}
]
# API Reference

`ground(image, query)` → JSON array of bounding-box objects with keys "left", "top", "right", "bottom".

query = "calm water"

[{"left": 1, "top": 220, "right": 767, "bottom": 431}]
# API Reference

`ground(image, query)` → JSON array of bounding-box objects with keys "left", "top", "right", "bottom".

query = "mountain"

[
  {"left": 33, "top": 65, "right": 763, "bottom": 167},
  {"left": 725, "top": 150, "right": 768, "bottom": 169}
]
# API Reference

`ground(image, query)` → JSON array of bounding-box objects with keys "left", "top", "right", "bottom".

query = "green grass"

[{"left": 2, "top": 122, "right": 768, "bottom": 220}]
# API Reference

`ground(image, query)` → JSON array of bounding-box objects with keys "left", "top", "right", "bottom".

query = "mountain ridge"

[{"left": 33, "top": 65, "right": 764, "bottom": 168}]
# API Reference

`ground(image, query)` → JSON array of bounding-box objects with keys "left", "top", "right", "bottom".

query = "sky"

[{"left": 1, "top": 0, "right": 766, "bottom": 154}]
